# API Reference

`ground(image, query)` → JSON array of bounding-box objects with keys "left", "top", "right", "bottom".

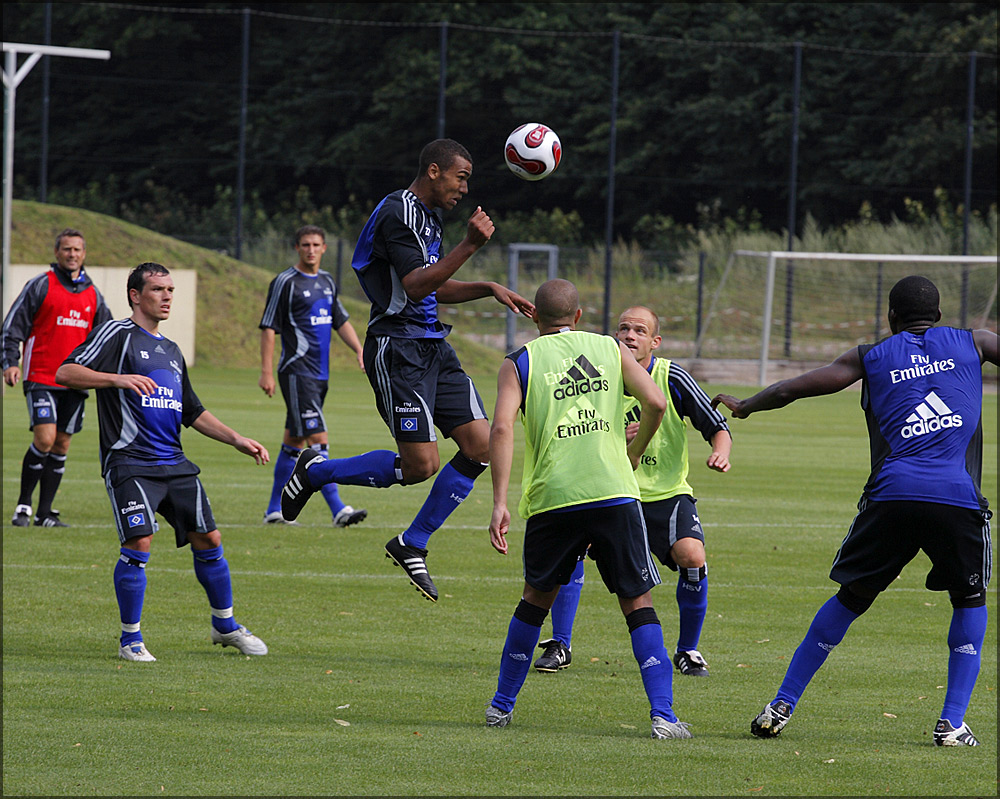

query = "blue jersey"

[
  {"left": 352, "top": 189, "right": 450, "bottom": 339},
  {"left": 858, "top": 326, "right": 986, "bottom": 510},
  {"left": 259, "top": 267, "right": 350, "bottom": 380},
  {"left": 64, "top": 319, "right": 205, "bottom": 477}
]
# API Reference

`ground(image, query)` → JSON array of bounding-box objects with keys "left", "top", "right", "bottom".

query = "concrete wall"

[{"left": 4, "top": 265, "right": 197, "bottom": 365}]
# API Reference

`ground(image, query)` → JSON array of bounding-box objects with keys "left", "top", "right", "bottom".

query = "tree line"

[{"left": 3, "top": 2, "right": 997, "bottom": 252}]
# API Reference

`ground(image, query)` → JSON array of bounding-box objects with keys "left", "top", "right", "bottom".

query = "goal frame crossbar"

[{"left": 700, "top": 250, "right": 999, "bottom": 386}]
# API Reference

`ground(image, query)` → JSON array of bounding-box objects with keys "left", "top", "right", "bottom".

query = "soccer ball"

[{"left": 504, "top": 123, "right": 562, "bottom": 181}]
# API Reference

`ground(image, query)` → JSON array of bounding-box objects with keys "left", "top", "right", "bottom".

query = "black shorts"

[
  {"left": 830, "top": 498, "right": 992, "bottom": 596},
  {"left": 25, "top": 388, "right": 86, "bottom": 434},
  {"left": 640, "top": 495, "right": 704, "bottom": 570},
  {"left": 363, "top": 335, "right": 487, "bottom": 442},
  {"left": 105, "top": 470, "right": 217, "bottom": 547},
  {"left": 523, "top": 500, "right": 661, "bottom": 599},
  {"left": 278, "top": 372, "right": 327, "bottom": 437}
]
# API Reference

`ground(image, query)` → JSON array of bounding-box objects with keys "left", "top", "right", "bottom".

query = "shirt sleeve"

[
  {"left": 667, "top": 362, "right": 730, "bottom": 443},
  {"left": 180, "top": 357, "right": 206, "bottom": 427},
  {"left": 2, "top": 274, "right": 48, "bottom": 370},
  {"left": 92, "top": 285, "right": 114, "bottom": 327},
  {"left": 64, "top": 320, "right": 124, "bottom": 373},
  {"left": 380, "top": 202, "right": 431, "bottom": 280},
  {"left": 259, "top": 274, "right": 286, "bottom": 331}
]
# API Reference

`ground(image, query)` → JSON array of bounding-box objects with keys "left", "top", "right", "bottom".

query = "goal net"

[{"left": 695, "top": 251, "right": 998, "bottom": 385}]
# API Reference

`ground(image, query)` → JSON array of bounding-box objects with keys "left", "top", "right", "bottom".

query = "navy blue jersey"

[
  {"left": 352, "top": 189, "right": 450, "bottom": 339},
  {"left": 63, "top": 319, "right": 205, "bottom": 476},
  {"left": 858, "top": 326, "right": 986, "bottom": 510},
  {"left": 259, "top": 267, "right": 350, "bottom": 380}
]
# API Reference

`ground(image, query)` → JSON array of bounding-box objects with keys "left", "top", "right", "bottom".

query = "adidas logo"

[
  {"left": 952, "top": 643, "right": 977, "bottom": 655},
  {"left": 817, "top": 642, "right": 836, "bottom": 652},
  {"left": 552, "top": 355, "right": 609, "bottom": 400},
  {"left": 640, "top": 655, "right": 661, "bottom": 670},
  {"left": 508, "top": 652, "right": 529, "bottom": 661},
  {"left": 901, "top": 391, "right": 963, "bottom": 439}
]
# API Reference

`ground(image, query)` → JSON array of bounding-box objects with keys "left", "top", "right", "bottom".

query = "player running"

[{"left": 712, "top": 275, "right": 997, "bottom": 747}]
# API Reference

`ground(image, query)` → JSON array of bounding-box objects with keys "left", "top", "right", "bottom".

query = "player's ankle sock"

[
  {"left": 775, "top": 594, "right": 858, "bottom": 710},
  {"left": 626, "top": 607, "right": 676, "bottom": 722},
  {"left": 35, "top": 451, "right": 67, "bottom": 519},
  {"left": 402, "top": 453, "right": 486, "bottom": 550},
  {"left": 675, "top": 568, "right": 707, "bottom": 652},
  {"left": 18, "top": 444, "right": 47, "bottom": 506},
  {"left": 267, "top": 444, "right": 300, "bottom": 514},
  {"left": 307, "top": 449, "right": 402, "bottom": 488},
  {"left": 941, "top": 605, "right": 987, "bottom": 726},
  {"left": 192, "top": 545, "right": 239, "bottom": 634},
  {"left": 114, "top": 548, "right": 149, "bottom": 646},
  {"left": 550, "top": 557, "right": 585, "bottom": 648},
  {"left": 312, "top": 444, "right": 346, "bottom": 516},
  {"left": 492, "top": 600, "right": 547, "bottom": 713}
]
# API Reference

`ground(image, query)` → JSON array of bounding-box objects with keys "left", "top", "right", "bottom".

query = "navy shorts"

[
  {"left": 640, "top": 494, "right": 704, "bottom": 570},
  {"left": 25, "top": 388, "right": 86, "bottom": 434},
  {"left": 523, "top": 500, "right": 661, "bottom": 599},
  {"left": 830, "top": 498, "right": 992, "bottom": 596},
  {"left": 363, "top": 335, "right": 487, "bottom": 442},
  {"left": 105, "top": 470, "right": 217, "bottom": 548},
  {"left": 278, "top": 372, "right": 327, "bottom": 437}
]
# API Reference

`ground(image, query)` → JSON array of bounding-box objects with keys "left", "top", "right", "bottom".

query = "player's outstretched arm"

[
  {"left": 974, "top": 329, "right": 998, "bottom": 366},
  {"left": 55, "top": 362, "right": 158, "bottom": 396},
  {"left": 712, "top": 347, "right": 864, "bottom": 419},
  {"left": 401, "top": 207, "right": 494, "bottom": 301},
  {"left": 436, "top": 279, "right": 535, "bottom": 317},
  {"left": 191, "top": 410, "right": 270, "bottom": 465},
  {"left": 488, "top": 359, "right": 521, "bottom": 555}
]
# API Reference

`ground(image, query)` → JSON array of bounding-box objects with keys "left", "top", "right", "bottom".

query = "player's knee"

[
  {"left": 625, "top": 606, "right": 660, "bottom": 633},
  {"left": 836, "top": 583, "right": 878, "bottom": 616},
  {"left": 450, "top": 451, "right": 488, "bottom": 480},
  {"left": 514, "top": 598, "right": 548, "bottom": 627},
  {"left": 949, "top": 589, "right": 986, "bottom": 609},
  {"left": 679, "top": 564, "right": 707, "bottom": 584}
]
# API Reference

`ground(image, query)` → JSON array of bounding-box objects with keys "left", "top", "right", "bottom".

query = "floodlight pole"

[{"left": 2, "top": 42, "right": 110, "bottom": 314}]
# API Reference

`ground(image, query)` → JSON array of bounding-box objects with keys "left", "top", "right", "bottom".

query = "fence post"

[
  {"left": 437, "top": 21, "right": 448, "bottom": 139},
  {"left": 960, "top": 50, "right": 977, "bottom": 328},
  {"left": 602, "top": 30, "right": 620, "bottom": 336},
  {"left": 696, "top": 250, "right": 705, "bottom": 343},
  {"left": 234, "top": 7, "right": 250, "bottom": 260},
  {"left": 784, "top": 41, "right": 802, "bottom": 359}
]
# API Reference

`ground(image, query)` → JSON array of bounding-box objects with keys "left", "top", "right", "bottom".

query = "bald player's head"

[{"left": 533, "top": 279, "right": 581, "bottom": 328}]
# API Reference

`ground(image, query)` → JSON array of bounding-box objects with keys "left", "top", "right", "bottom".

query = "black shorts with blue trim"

[
  {"left": 105, "top": 464, "right": 217, "bottom": 548},
  {"left": 523, "top": 499, "right": 661, "bottom": 599},
  {"left": 640, "top": 494, "right": 704, "bottom": 570},
  {"left": 830, "top": 498, "right": 992, "bottom": 596},
  {"left": 363, "top": 335, "right": 487, "bottom": 442},
  {"left": 278, "top": 372, "right": 327, "bottom": 437},
  {"left": 25, "top": 387, "right": 87, "bottom": 434}
]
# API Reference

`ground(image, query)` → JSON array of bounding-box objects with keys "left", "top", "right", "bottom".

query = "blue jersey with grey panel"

[
  {"left": 352, "top": 189, "right": 451, "bottom": 339},
  {"left": 63, "top": 319, "right": 205, "bottom": 477},
  {"left": 259, "top": 267, "right": 350, "bottom": 380},
  {"left": 858, "top": 326, "right": 986, "bottom": 511}
]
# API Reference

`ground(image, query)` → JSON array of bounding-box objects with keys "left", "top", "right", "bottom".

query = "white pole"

[
  {"left": 2, "top": 42, "right": 109, "bottom": 316},
  {"left": 759, "top": 252, "right": 777, "bottom": 386}
]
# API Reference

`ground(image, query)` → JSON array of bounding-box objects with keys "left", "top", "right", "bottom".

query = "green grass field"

[{"left": 2, "top": 366, "right": 997, "bottom": 797}]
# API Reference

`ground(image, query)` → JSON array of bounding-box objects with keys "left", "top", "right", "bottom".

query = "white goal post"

[{"left": 697, "top": 251, "right": 998, "bottom": 386}]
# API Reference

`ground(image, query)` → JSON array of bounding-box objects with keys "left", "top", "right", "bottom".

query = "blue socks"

[
  {"left": 114, "top": 548, "right": 149, "bottom": 646},
  {"left": 627, "top": 608, "right": 676, "bottom": 722},
  {"left": 549, "top": 558, "right": 585, "bottom": 648},
  {"left": 675, "top": 572, "right": 708, "bottom": 652},
  {"left": 941, "top": 605, "right": 987, "bottom": 726},
  {"left": 774, "top": 595, "right": 859, "bottom": 710},
  {"left": 307, "top": 449, "right": 402, "bottom": 489},
  {"left": 193, "top": 545, "right": 239, "bottom": 634},
  {"left": 492, "top": 600, "right": 547, "bottom": 713},
  {"left": 266, "top": 444, "right": 299, "bottom": 515},
  {"left": 402, "top": 461, "right": 477, "bottom": 550},
  {"left": 312, "top": 444, "right": 346, "bottom": 517}
]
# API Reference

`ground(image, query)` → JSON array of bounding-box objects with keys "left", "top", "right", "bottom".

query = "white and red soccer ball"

[{"left": 504, "top": 123, "right": 562, "bottom": 181}]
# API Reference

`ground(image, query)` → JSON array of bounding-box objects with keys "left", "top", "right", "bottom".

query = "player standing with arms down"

[
  {"left": 712, "top": 275, "right": 997, "bottom": 746},
  {"left": 259, "top": 225, "right": 368, "bottom": 528},
  {"left": 485, "top": 279, "right": 692, "bottom": 739},
  {"left": 56, "top": 263, "right": 270, "bottom": 662},
  {"left": 533, "top": 305, "right": 732, "bottom": 676},
  {"left": 281, "top": 138, "right": 534, "bottom": 601},
  {"left": 3, "top": 228, "right": 112, "bottom": 527}
]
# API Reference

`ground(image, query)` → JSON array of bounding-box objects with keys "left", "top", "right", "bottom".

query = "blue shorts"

[
  {"left": 278, "top": 372, "right": 327, "bottom": 437},
  {"left": 831, "top": 498, "right": 992, "bottom": 596},
  {"left": 105, "top": 469, "right": 217, "bottom": 548},
  {"left": 523, "top": 500, "right": 661, "bottom": 599},
  {"left": 363, "top": 335, "right": 487, "bottom": 442},
  {"left": 25, "top": 387, "right": 86, "bottom": 434},
  {"left": 640, "top": 495, "right": 705, "bottom": 571}
]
